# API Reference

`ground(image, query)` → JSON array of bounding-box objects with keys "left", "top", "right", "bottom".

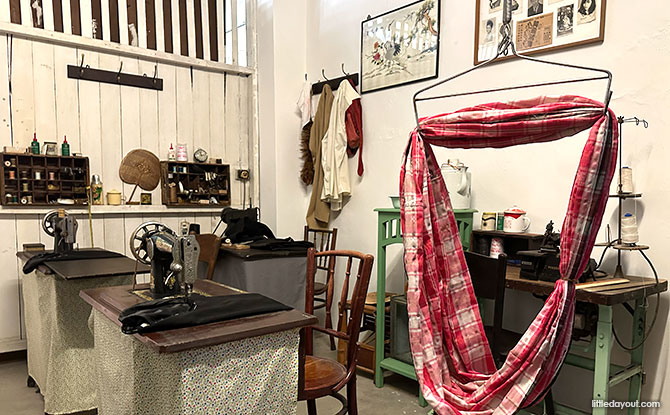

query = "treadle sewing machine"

[
  {"left": 42, "top": 209, "right": 79, "bottom": 253},
  {"left": 129, "top": 221, "right": 200, "bottom": 298}
]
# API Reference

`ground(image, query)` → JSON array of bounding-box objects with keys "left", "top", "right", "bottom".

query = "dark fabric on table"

[
  {"left": 119, "top": 293, "right": 292, "bottom": 334},
  {"left": 248, "top": 237, "right": 313, "bottom": 252},
  {"left": 22, "top": 250, "right": 125, "bottom": 274}
]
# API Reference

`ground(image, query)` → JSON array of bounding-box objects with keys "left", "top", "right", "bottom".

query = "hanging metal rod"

[{"left": 415, "top": 75, "right": 610, "bottom": 102}]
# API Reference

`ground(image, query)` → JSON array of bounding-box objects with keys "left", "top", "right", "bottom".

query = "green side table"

[{"left": 373, "top": 207, "right": 476, "bottom": 407}]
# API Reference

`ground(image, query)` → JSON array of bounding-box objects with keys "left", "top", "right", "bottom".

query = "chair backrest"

[
  {"left": 194, "top": 233, "right": 222, "bottom": 280},
  {"left": 304, "top": 249, "right": 374, "bottom": 381},
  {"left": 303, "top": 226, "right": 338, "bottom": 271},
  {"left": 464, "top": 251, "right": 507, "bottom": 341}
]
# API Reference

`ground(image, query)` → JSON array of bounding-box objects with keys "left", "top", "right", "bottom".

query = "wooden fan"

[{"left": 119, "top": 149, "right": 160, "bottom": 203}]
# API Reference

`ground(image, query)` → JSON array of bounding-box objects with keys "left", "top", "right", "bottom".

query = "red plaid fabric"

[{"left": 400, "top": 96, "right": 617, "bottom": 414}]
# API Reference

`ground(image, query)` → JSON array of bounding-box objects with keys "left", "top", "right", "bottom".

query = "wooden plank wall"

[
  {"left": 0, "top": 32, "right": 254, "bottom": 352},
  {"left": 0, "top": 0, "right": 244, "bottom": 64}
]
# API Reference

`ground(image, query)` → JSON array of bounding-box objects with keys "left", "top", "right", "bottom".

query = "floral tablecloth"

[{"left": 93, "top": 309, "right": 301, "bottom": 415}]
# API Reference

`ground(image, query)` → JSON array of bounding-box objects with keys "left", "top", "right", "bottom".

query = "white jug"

[{"left": 441, "top": 159, "right": 471, "bottom": 209}]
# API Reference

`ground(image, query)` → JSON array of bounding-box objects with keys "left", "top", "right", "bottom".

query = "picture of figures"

[
  {"left": 557, "top": 4, "right": 574, "bottom": 37},
  {"left": 474, "top": 0, "right": 606, "bottom": 65},
  {"left": 577, "top": 0, "right": 597, "bottom": 24},
  {"left": 489, "top": 0, "right": 502, "bottom": 12},
  {"left": 528, "top": 0, "right": 543, "bottom": 17},
  {"left": 361, "top": 0, "right": 440, "bottom": 93},
  {"left": 481, "top": 17, "right": 497, "bottom": 44}
]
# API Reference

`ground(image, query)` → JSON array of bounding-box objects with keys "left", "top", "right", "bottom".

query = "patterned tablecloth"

[
  {"left": 21, "top": 270, "right": 133, "bottom": 415},
  {"left": 93, "top": 309, "right": 301, "bottom": 415}
]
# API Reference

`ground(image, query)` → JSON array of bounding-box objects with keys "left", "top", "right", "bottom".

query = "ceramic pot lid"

[{"left": 504, "top": 205, "right": 526, "bottom": 215}]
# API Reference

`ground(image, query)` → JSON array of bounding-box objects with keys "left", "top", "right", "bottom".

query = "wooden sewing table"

[
  {"left": 80, "top": 279, "right": 317, "bottom": 414},
  {"left": 506, "top": 266, "right": 667, "bottom": 415}
]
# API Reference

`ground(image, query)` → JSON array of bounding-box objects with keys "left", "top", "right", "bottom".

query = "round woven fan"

[{"left": 119, "top": 149, "right": 160, "bottom": 190}]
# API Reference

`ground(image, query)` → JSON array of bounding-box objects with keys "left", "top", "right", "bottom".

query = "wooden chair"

[
  {"left": 300, "top": 248, "right": 374, "bottom": 415},
  {"left": 195, "top": 233, "right": 222, "bottom": 280},
  {"left": 303, "top": 226, "right": 338, "bottom": 350},
  {"left": 465, "top": 251, "right": 555, "bottom": 414}
]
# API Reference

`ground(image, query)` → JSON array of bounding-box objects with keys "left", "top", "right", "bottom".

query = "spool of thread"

[
  {"left": 21, "top": 183, "right": 29, "bottom": 192},
  {"left": 49, "top": 171, "right": 56, "bottom": 180},
  {"left": 8, "top": 170, "right": 15, "bottom": 179},
  {"left": 34, "top": 171, "right": 41, "bottom": 180},
  {"left": 620, "top": 167, "right": 633, "bottom": 193},
  {"left": 621, "top": 213, "right": 639, "bottom": 244}
]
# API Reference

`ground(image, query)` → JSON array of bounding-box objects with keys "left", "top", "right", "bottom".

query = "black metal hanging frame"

[
  {"left": 412, "top": 0, "right": 612, "bottom": 131},
  {"left": 311, "top": 63, "right": 359, "bottom": 95},
  {"left": 67, "top": 54, "right": 163, "bottom": 91}
]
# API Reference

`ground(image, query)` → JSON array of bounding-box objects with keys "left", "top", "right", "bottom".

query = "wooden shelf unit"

[
  {"left": 160, "top": 161, "right": 231, "bottom": 207},
  {"left": 0, "top": 152, "right": 90, "bottom": 206}
]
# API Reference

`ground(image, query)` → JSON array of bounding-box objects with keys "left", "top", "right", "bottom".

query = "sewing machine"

[
  {"left": 129, "top": 221, "right": 200, "bottom": 298},
  {"left": 42, "top": 209, "right": 78, "bottom": 254}
]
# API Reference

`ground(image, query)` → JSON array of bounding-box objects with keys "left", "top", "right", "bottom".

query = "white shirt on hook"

[
  {"left": 296, "top": 80, "right": 313, "bottom": 127},
  {"left": 320, "top": 79, "right": 360, "bottom": 211}
]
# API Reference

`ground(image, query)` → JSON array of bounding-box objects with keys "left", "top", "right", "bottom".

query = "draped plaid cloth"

[{"left": 400, "top": 96, "right": 617, "bottom": 414}]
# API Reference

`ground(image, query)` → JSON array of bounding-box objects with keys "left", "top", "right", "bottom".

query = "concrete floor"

[{"left": 0, "top": 333, "right": 431, "bottom": 415}]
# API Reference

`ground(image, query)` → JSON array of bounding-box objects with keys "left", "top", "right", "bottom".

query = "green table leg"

[
  {"left": 375, "top": 224, "right": 387, "bottom": 388},
  {"left": 627, "top": 299, "right": 645, "bottom": 415},
  {"left": 419, "top": 388, "right": 427, "bottom": 407},
  {"left": 593, "top": 305, "right": 613, "bottom": 415}
]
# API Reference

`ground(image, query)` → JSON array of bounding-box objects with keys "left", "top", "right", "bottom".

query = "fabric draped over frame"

[{"left": 400, "top": 96, "right": 618, "bottom": 414}]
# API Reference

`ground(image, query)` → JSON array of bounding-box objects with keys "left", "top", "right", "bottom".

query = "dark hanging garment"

[
  {"left": 345, "top": 95, "right": 364, "bottom": 176},
  {"left": 118, "top": 293, "right": 292, "bottom": 334}
]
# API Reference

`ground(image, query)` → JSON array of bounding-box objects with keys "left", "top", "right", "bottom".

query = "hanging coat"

[
  {"left": 320, "top": 80, "right": 360, "bottom": 211},
  {"left": 306, "top": 84, "right": 334, "bottom": 229},
  {"left": 297, "top": 81, "right": 314, "bottom": 185}
]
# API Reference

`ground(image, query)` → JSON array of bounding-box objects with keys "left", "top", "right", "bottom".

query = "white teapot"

[{"left": 441, "top": 159, "right": 471, "bottom": 209}]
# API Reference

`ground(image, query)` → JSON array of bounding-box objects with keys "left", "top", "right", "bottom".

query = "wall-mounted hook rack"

[
  {"left": 67, "top": 60, "right": 164, "bottom": 91},
  {"left": 312, "top": 64, "right": 359, "bottom": 95}
]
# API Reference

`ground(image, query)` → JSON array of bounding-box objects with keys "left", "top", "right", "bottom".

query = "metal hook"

[
  {"left": 341, "top": 63, "right": 348, "bottom": 76},
  {"left": 79, "top": 54, "right": 85, "bottom": 75},
  {"left": 153, "top": 64, "right": 158, "bottom": 84},
  {"left": 305, "top": 73, "right": 307, "bottom": 81},
  {"left": 117, "top": 61, "right": 124, "bottom": 81},
  {"left": 321, "top": 69, "right": 329, "bottom": 81}
]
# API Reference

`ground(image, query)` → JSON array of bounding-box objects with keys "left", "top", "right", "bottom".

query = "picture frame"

[
  {"left": 360, "top": 0, "right": 440, "bottom": 94},
  {"left": 474, "top": 0, "right": 606, "bottom": 65}
]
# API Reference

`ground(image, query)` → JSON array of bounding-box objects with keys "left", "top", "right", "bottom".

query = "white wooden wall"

[
  {"left": 0, "top": 0, "right": 247, "bottom": 66},
  {"left": 0, "top": 6, "right": 258, "bottom": 352}
]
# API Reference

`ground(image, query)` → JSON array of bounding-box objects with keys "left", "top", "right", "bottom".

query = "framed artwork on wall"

[
  {"left": 474, "top": 0, "right": 606, "bottom": 65},
  {"left": 360, "top": 0, "right": 440, "bottom": 94}
]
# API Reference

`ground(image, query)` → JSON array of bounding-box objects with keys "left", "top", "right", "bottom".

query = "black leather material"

[
  {"left": 119, "top": 293, "right": 292, "bottom": 334},
  {"left": 22, "top": 250, "right": 125, "bottom": 274}
]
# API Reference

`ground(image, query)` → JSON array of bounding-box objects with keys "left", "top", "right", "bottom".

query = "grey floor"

[{"left": 0, "top": 333, "right": 431, "bottom": 415}]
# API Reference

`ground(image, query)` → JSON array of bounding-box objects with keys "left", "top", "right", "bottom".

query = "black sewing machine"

[
  {"left": 42, "top": 209, "right": 78, "bottom": 254},
  {"left": 129, "top": 222, "right": 200, "bottom": 299},
  {"left": 518, "top": 221, "right": 600, "bottom": 283}
]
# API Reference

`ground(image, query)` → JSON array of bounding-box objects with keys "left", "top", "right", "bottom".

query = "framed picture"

[
  {"left": 360, "top": 0, "right": 440, "bottom": 94},
  {"left": 474, "top": 0, "right": 606, "bottom": 65}
]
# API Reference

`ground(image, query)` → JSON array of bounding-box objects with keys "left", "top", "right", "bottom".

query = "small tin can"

[
  {"left": 481, "top": 212, "right": 497, "bottom": 231},
  {"left": 140, "top": 193, "right": 152, "bottom": 205},
  {"left": 496, "top": 212, "right": 505, "bottom": 230}
]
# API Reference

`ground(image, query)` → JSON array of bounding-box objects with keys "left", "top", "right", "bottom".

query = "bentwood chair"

[
  {"left": 303, "top": 226, "right": 338, "bottom": 350},
  {"left": 300, "top": 248, "right": 374, "bottom": 415},
  {"left": 195, "top": 233, "right": 222, "bottom": 280},
  {"left": 465, "top": 251, "right": 555, "bottom": 415}
]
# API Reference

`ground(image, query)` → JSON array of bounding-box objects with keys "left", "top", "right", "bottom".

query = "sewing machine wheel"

[
  {"left": 42, "top": 210, "right": 63, "bottom": 237},
  {"left": 129, "top": 221, "right": 173, "bottom": 264}
]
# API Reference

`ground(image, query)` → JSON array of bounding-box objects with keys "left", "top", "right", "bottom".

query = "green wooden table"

[{"left": 373, "top": 207, "right": 476, "bottom": 407}]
